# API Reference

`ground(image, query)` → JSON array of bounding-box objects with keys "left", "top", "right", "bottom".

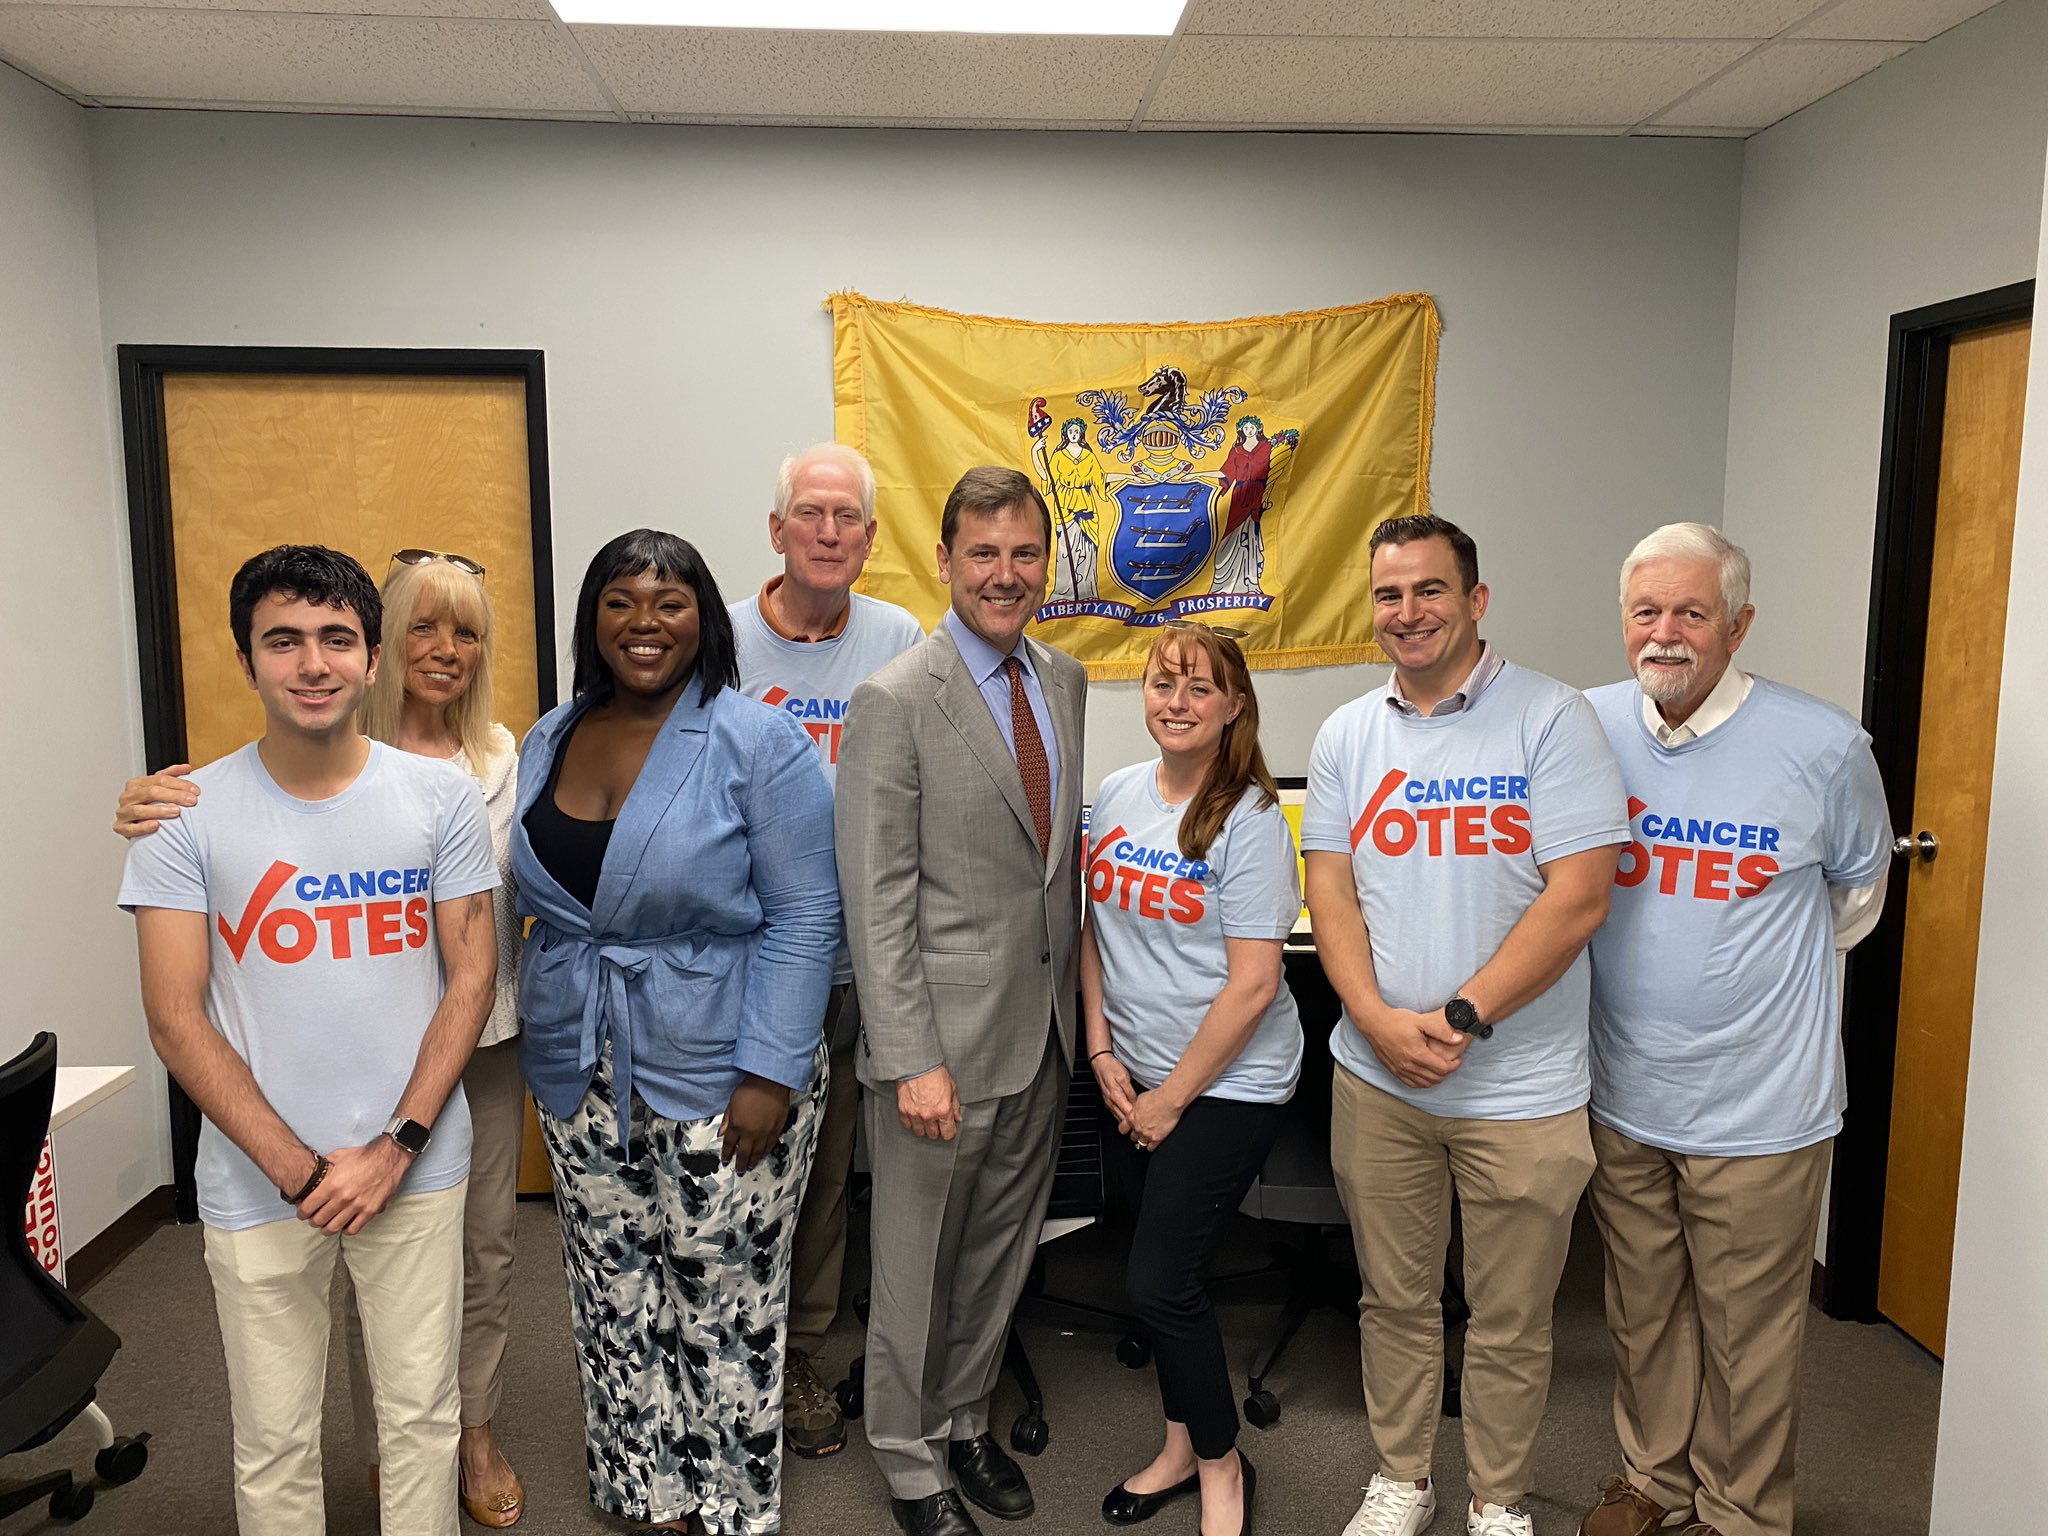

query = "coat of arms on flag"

[{"left": 830, "top": 291, "right": 1440, "bottom": 678}]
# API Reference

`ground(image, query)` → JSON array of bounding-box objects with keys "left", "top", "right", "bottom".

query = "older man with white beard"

[{"left": 1576, "top": 524, "right": 1890, "bottom": 1536}]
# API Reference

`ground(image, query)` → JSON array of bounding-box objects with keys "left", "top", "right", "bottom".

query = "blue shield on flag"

[{"left": 1110, "top": 481, "right": 1215, "bottom": 603}]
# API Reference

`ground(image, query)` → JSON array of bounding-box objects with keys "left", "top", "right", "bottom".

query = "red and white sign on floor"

[{"left": 25, "top": 1135, "right": 63, "bottom": 1280}]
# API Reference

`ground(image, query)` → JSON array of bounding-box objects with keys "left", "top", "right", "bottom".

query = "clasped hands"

[
  {"left": 1362, "top": 1004, "right": 1471, "bottom": 1089},
  {"left": 1088, "top": 1051, "right": 1182, "bottom": 1152}
]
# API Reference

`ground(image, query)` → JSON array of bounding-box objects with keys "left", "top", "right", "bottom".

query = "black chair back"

[{"left": 0, "top": 1032, "right": 121, "bottom": 1456}]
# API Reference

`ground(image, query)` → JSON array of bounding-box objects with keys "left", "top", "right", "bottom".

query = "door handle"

[{"left": 1892, "top": 831, "right": 1939, "bottom": 863}]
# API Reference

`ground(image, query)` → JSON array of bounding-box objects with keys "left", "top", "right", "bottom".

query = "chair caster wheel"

[
  {"left": 97, "top": 1433, "right": 151, "bottom": 1485},
  {"left": 1441, "top": 1377, "right": 1462, "bottom": 1419},
  {"left": 1243, "top": 1390, "right": 1281, "bottom": 1429},
  {"left": 1114, "top": 1331, "right": 1151, "bottom": 1369},
  {"left": 1009, "top": 1413, "right": 1049, "bottom": 1456},
  {"left": 50, "top": 1483, "right": 95, "bottom": 1521},
  {"left": 834, "top": 1358, "right": 865, "bottom": 1420}
]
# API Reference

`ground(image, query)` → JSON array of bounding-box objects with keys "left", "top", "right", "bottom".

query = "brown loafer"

[
  {"left": 461, "top": 1469, "right": 525, "bottom": 1528},
  {"left": 1578, "top": 1476, "right": 1672, "bottom": 1536}
]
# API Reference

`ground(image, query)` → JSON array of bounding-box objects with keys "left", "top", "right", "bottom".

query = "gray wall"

[
  {"left": 85, "top": 114, "right": 1744, "bottom": 788},
  {"left": 1932, "top": 148, "right": 2048, "bottom": 1535},
  {"left": 0, "top": 64, "right": 168, "bottom": 1250},
  {"left": 1721, "top": 0, "right": 2048, "bottom": 711}
]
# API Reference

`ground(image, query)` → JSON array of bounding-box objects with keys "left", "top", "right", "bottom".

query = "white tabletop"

[{"left": 51, "top": 1065, "right": 137, "bottom": 1132}]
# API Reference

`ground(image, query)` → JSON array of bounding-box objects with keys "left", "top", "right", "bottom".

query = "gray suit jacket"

[{"left": 837, "top": 625, "right": 1087, "bottom": 1103}]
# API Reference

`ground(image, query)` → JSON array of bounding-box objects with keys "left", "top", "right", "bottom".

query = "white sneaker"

[
  {"left": 1468, "top": 1500, "right": 1534, "bottom": 1536},
  {"left": 1342, "top": 1473, "right": 1438, "bottom": 1536}
]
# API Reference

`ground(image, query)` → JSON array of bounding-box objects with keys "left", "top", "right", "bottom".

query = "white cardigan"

[{"left": 466, "top": 723, "right": 523, "bottom": 1049}]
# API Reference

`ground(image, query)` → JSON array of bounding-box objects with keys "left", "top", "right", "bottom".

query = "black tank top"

[{"left": 523, "top": 723, "right": 615, "bottom": 912}]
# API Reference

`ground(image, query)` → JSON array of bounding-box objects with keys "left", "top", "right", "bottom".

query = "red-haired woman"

[{"left": 1081, "top": 623, "right": 1304, "bottom": 1536}]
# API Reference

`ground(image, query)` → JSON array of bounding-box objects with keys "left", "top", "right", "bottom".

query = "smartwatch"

[
  {"left": 1444, "top": 995, "right": 1491, "bottom": 1041},
  {"left": 383, "top": 1115, "right": 433, "bottom": 1157}
]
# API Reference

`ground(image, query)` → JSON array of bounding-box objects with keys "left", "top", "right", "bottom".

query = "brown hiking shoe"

[
  {"left": 783, "top": 1351, "right": 847, "bottom": 1459},
  {"left": 1578, "top": 1477, "right": 1672, "bottom": 1536}
]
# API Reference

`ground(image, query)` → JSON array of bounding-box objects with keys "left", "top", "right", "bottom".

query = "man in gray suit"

[{"left": 836, "top": 466, "right": 1087, "bottom": 1536}]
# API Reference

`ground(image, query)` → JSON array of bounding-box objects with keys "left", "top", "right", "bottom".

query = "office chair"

[{"left": 0, "top": 1033, "right": 150, "bottom": 1523}]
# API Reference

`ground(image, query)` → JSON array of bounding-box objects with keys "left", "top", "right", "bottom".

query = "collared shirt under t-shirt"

[
  {"left": 1587, "top": 677, "right": 1892, "bottom": 1156},
  {"left": 118, "top": 740, "right": 500, "bottom": 1231},
  {"left": 1301, "top": 658, "right": 1629, "bottom": 1121}
]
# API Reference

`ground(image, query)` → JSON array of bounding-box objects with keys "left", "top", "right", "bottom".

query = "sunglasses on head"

[{"left": 391, "top": 549, "right": 486, "bottom": 578}]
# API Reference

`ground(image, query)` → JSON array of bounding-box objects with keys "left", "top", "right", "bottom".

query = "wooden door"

[
  {"left": 160, "top": 369, "right": 557, "bottom": 1196},
  {"left": 1876, "top": 318, "right": 2031, "bottom": 1355}
]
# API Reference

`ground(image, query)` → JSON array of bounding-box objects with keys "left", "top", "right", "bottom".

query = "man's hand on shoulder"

[
  {"left": 113, "top": 765, "right": 199, "bottom": 840},
  {"left": 1359, "top": 1005, "right": 1468, "bottom": 1090},
  {"left": 898, "top": 1066, "right": 961, "bottom": 1142},
  {"left": 298, "top": 1138, "right": 412, "bottom": 1234}
]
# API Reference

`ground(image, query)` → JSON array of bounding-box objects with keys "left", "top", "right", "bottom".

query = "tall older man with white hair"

[
  {"left": 1577, "top": 523, "right": 1890, "bottom": 1536},
  {"left": 732, "top": 442, "right": 927, "bottom": 1458}
]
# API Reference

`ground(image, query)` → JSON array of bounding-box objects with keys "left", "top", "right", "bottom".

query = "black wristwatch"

[
  {"left": 1445, "top": 995, "right": 1491, "bottom": 1040},
  {"left": 383, "top": 1115, "right": 433, "bottom": 1157}
]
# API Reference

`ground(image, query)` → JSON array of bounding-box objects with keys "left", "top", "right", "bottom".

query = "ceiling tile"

[
  {"left": 573, "top": 26, "right": 1163, "bottom": 121},
  {"left": 1146, "top": 36, "right": 1751, "bottom": 125},
  {"left": 1181, "top": 0, "right": 1823, "bottom": 38},
  {"left": 0, "top": 9, "right": 612, "bottom": 111},
  {"left": 1650, "top": 36, "right": 1907, "bottom": 126},
  {"left": 0, "top": 0, "right": 559, "bottom": 17},
  {"left": 1790, "top": 0, "right": 2001, "bottom": 40}
]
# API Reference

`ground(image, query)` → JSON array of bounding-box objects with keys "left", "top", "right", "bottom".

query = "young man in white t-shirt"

[
  {"left": 1302, "top": 516, "right": 1628, "bottom": 1536},
  {"left": 1577, "top": 525, "right": 1889, "bottom": 1536},
  {"left": 730, "top": 443, "right": 925, "bottom": 1459},
  {"left": 119, "top": 546, "right": 499, "bottom": 1536}
]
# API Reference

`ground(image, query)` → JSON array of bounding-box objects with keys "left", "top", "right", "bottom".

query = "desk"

[{"left": 23, "top": 1066, "right": 137, "bottom": 1283}]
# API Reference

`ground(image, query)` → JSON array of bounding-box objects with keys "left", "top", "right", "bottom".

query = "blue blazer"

[{"left": 511, "top": 675, "right": 840, "bottom": 1139}]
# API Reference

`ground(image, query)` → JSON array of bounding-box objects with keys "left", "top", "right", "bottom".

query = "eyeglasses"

[{"left": 392, "top": 549, "right": 486, "bottom": 578}]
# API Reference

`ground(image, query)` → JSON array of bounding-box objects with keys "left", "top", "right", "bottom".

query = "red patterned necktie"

[{"left": 1004, "top": 656, "right": 1052, "bottom": 859}]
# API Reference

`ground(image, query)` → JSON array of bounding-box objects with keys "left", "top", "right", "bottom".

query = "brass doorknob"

[{"left": 1891, "top": 831, "right": 1939, "bottom": 863}]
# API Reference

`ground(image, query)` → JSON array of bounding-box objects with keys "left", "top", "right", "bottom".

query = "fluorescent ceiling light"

[{"left": 549, "top": 0, "right": 1186, "bottom": 33}]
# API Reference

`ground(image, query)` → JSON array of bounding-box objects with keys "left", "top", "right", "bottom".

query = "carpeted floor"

[{"left": 9, "top": 1197, "right": 1939, "bottom": 1534}]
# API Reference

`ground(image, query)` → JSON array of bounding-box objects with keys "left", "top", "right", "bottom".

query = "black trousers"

[{"left": 1106, "top": 1091, "right": 1286, "bottom": 1459}]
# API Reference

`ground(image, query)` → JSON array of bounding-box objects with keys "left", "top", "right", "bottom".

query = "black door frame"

[
  {"left": 1823, "top": 280, "right": 2033, "bottom": 1321},
  {"left": 116, "top": 345, "right": 558, "bottom": 1223}
]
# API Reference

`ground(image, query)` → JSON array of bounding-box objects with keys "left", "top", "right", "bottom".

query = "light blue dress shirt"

[{"left": 942, "top": 609, "right": 1062, "bottom": 816}]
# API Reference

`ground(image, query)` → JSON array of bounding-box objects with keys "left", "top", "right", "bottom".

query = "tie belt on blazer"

[{"left": 583, "top": 942, "right": 652, "bottom": 1146}]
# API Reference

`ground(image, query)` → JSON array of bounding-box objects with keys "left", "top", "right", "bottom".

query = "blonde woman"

[{"left": 113, "top": 548, "right": 529, "bottom": 1528}]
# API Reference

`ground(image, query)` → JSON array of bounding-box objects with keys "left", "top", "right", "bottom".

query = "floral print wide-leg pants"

[{"left": 539, "top": 1042, "right": 825, "bottom": 1535}]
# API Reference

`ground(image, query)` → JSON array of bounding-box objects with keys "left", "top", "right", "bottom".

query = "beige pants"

[
  {"left": 202, "top": 1181, "right": 466, "bottom": 1536},
  {"left": 788, "top": 985, "right": 860, "bottom": 1360},
  {"left": 1330, "top": 1069, "right": 1595, "bottom": 1507},
  {"left": 1587, "top": 1124, "right": 1832, "bottom": 1536},
  {"left": 348, "top": 1037, "right": 526, "bottom": 1457}
]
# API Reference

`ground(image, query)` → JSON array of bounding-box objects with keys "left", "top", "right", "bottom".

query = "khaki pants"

[
  {"left": 1587, "top": 1124, "right": 1831, "bottom": 1536},
  {"left": 788, "top": 985, "right": 860, "bottom": 1360},
  {"left": 349, "top": 1036, "right": 525, "bottom": 1456},
  {"left": 1330, "top": 1069, "right": 1594, "bottom": 1507},
  {"left": 202, "top": 1182, "right": 466, "bottom": 1536}
]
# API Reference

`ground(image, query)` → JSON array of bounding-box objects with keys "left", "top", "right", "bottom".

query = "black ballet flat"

[
  {"left": 1230, "top": 1452, "right": 1256, "bottom": 1536},
  {"left": 1101, "top": 1471, "right": 1199, "bottom": 1525}
]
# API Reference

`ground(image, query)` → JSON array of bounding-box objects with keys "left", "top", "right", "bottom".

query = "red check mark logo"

[
  {"left": 1087, "top": 824, "right": 1126, "bottom": 866},
  {"left": 217, "top": 860, "right": 297, "bottom": 963},
  {"left": 1349, "top": 770, "right": 1408, "bottom": 852}
]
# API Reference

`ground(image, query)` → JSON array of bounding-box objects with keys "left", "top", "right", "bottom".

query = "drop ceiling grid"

[{"left": 0, "top": 0, "right": 2007, "bottom": 131}]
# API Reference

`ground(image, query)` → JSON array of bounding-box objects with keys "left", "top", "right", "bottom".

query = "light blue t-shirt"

[
  {"left": 1587, "top": 678, "right": 1891, "bottom": 1156},
  {"left": 119, "top": 741, "right": 500, "bottom": 1231},
  {"left": 734, "top": 589, "right": 925, "bottom": 987},
  {"left": 1301, "top": 660, "right": 1629, "bottom": 1119},
  {"left": 1088, "top": 764, "right": 1304, "bottom": 1104}
]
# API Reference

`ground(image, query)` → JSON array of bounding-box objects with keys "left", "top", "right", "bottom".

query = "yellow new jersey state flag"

[{"left": 830, "top": 291, "right": 1439, "bottom": 678}]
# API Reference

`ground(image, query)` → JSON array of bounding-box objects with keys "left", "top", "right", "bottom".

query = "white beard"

[{"left": 1636, "top": 646, "right": 1698, "bottom": 703}]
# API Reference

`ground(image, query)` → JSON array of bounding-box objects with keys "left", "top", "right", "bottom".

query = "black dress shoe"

[
  {"left": 1100, "top": 1470, "right": 1198, "bottom": 1525},
  {"left": 1232, "top": 1451, "right": 1257, "bottom": 1536},
  {"left": 893, "top": 1489, "right": 984, "bottom": 1536},
  {"left": 948, "top": 1433, "right": 1035, "bottom": 1520}
]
